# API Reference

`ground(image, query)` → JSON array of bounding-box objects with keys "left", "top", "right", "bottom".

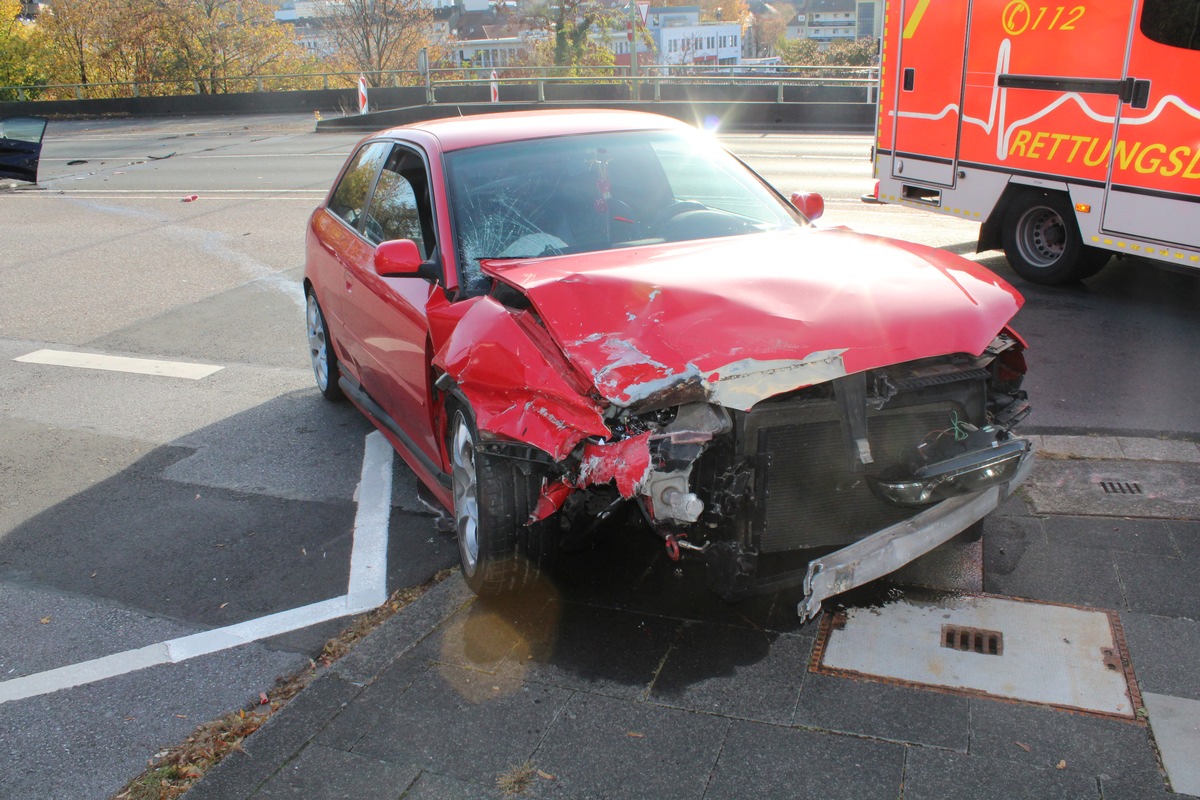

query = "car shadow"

[{"left": 0, "top": 387, "right": 457, "bottom": 664}]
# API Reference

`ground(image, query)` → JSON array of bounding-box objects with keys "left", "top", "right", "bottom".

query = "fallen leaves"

[{"left": 1014, "top": 741, "right": 1031, "bottom": 752}]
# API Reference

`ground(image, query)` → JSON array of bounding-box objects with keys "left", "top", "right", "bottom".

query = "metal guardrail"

[{"left": 3, "top": 64, "right": 880, "bottom": 104}]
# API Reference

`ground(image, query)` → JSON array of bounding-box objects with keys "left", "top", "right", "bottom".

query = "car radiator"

[{"left": 748, "top": 400, "right": 969, "bottom": 553}]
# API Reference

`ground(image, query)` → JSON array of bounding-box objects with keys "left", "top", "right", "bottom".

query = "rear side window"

[
  {"left": 1141, "top": 0, "right": 1200, "bottom": 50},
  {"left": 328, "top": 142, "right": 390, "bottom": 230}
]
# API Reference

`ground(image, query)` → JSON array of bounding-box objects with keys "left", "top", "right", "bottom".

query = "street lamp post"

[{"left": 629, "top": 1, "right": 639, "bottom": 100}]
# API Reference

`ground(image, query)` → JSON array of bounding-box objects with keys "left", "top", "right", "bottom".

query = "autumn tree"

[
  {"left": 745, "top": 0, "right": 792, "bottom": 57},
  {"left": 320, "top": 0, "right": 433, "bottom": 86},
  {"left": 155, "top": 0, "right": 317, "bottom": 93},
  {"left": 0, "top": 0, "right": 49, "bottom": 97},
  {"left": 28, "top": 0, "right": 317, "bottom": 96},
  {"left": 558, "top": 1, "right": 621, "bottom": 68},
  {"left": 36, "top": 0, "right": 103, "bottom": 87},
  {"left": 506, "top": 0, "right": 616, "bottom": 69},
  {"left": 656, "top": 0, "right": 750, "bottom": 27}
]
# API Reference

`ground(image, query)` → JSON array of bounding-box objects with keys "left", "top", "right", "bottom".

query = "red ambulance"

[{"left": 873, "top": 0, "right": 1200, "bottom": 284}]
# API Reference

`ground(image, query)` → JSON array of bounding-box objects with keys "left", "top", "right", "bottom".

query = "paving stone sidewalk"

[{"left": 187, "top": 436, "right": 1200, "bottom": 800}]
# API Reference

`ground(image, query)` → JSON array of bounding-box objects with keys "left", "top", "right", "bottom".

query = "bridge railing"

[{"left": 2, "top": 64, "right": 880, "bottom": 104}]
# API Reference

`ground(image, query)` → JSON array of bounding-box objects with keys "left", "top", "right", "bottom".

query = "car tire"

[
  {"left": 1001, "top": 191, "right": 1110, "bottom": 285},
  {"left": 305, "top": 288, "right": 344, "bottom": 401},
  {"left": 450, "top": 405, "right": 554, "bottom": 595}
]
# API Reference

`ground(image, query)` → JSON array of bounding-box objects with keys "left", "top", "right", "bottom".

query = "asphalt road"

[{"left": 1, "top": 112, "right": 1198, "bottom": 799}]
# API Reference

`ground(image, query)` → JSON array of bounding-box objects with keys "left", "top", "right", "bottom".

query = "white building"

[
  {"left": 785, "top": 0, "right": 881, "bottom": 48},
  {"left": 603, "top": 6, "right": 741, "bottom": 67}
]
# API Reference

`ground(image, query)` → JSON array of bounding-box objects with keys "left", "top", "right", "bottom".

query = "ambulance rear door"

[
  {"left": 1101, "top": 0, "right": 1200, "bottom": 253},
  {"left": 889, "top": 0, "right": 971, "bottom": 187}
]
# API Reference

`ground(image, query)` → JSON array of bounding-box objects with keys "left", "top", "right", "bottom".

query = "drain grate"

[
  {"left": 816, "top": 594, "right": 1140, "bottom": 718},
  {"left": 1101, "top": 481, "right": 1143, "bottom": 495},
  {"left": 941, "top": 624, "right": 1003, "bottom": 656}
]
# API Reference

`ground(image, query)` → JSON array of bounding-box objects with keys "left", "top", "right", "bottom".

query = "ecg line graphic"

[{"left": 893, "top": 39, "right": 1200, "bottom": 161}]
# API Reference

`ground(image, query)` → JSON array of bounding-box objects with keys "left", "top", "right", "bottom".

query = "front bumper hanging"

[{"left": 796, "top": 438, "right": 1036, "bottom": 620}]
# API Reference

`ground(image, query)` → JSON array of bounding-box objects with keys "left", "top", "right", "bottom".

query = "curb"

[
  {"left": 1028, "top": 434, "right": 1200, "bottom": 464},
  {"left": 185, "top": 578, "right": 476, "bottom": 800}
]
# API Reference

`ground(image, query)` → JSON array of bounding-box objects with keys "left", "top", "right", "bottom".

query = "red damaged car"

[{"left": 304, "top": 110, "right": 1034, "bottom": 620}]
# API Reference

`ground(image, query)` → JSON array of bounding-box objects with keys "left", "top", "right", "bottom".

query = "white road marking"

[
  {"left": 18, "top": 193, "right": 323, "bottom": 202},
  {"left": 0, "top": 431, "right": 395, "bottom": 705},
  {"left": 51, "top": 189, "right": 327, "bottom": 194},
  {"left": 191, "top": 154, "right": 347, "bottom": 159},
  {"left": 42, "top": 155, "right": 344, "bottom": 161},
  {"left": 15, "top": 349, "right": 223, "bottom": 380},
  {"left": 347, "top": 431, "right": 394, "bottom": 610}
]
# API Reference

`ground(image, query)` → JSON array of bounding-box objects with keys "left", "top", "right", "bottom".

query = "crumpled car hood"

[{"left": 483, "top": 228, "right": 1023, "bottom": 410}]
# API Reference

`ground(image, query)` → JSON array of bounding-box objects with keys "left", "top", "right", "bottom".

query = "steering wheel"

[{"left": 647, "top": 200, "right": 708, "bottom": 232}]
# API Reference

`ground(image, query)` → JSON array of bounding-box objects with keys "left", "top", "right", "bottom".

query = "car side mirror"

[
  {"left": 375, "top": 239, "right": 438, "bottom": 282},
  {"left": 791, "top": 191, "right": 825, "bottom": 222}
]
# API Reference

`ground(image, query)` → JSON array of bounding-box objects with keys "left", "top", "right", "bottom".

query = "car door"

[
  {"left": 341, "top": 142, "right": 442, "bottom": 461},
  {"left": 0, "top": 116, "right": 48, "bottom": 183},
  {"left": 308, "top": 139, "right": 391, "bottom": 389}
]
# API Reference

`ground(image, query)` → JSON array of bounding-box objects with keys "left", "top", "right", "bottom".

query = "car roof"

[{"left": 382, "top": 109, "right": 695, "bottom": 152}]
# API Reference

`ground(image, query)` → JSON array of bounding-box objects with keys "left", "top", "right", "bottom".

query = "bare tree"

[
  {"left": 38, "top": 0, "right": 105, "bottom": 86},
  {"left": 321, "top": 0, "right": 433, "bottom": 86}
]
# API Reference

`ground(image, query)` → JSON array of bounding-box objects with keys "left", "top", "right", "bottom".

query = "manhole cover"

[{"left": 812, "top": 594, "right": 1141, "bottom": 719}]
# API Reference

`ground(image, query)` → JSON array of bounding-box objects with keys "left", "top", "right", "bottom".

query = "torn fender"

[
  {"left": 577, "top": 432, "right": 653, "bottom": 498},
  {"left": 528, "top": 433, "right": 653, "bottom": 522},
  {"left": 430, "top": 296, "right": 610, "bottom": 460}
]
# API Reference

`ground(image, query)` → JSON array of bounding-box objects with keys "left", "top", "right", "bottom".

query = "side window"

[
  {"left": 363, "top": 146, "right": 436, "bottom": 260},
  {"left": 1141, "top": 0, "right": 1200, "bottom": 50},
  {"left": 328, "top": 142, "right": 390, "bottom": 229}
]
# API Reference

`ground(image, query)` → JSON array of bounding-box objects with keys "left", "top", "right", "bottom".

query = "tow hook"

[
  {"left": 664, "top": 534, "right": 682, "bottom": 561},
  {"left": 663, "top": 533, "right": 709, "bottom": 561}
]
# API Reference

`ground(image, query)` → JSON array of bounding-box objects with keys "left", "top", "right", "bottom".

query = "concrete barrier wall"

[
  {"left": 1, "top": 83, "right": 875, "bottom": 134},
  {"left": 316, "top": 99, "right": 873, "bottom": 133}
]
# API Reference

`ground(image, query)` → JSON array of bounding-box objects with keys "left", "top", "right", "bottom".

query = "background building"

[
  {"left": 785, "top": 0, "right": 881, "bottom": 49},
  {"left": 605, "top": 6, "right": 741, "bottom": 68}
]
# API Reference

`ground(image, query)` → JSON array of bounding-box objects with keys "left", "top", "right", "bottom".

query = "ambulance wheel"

[{"left": 1001, "top": 192, "right": 1110, "bottom": 285}]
